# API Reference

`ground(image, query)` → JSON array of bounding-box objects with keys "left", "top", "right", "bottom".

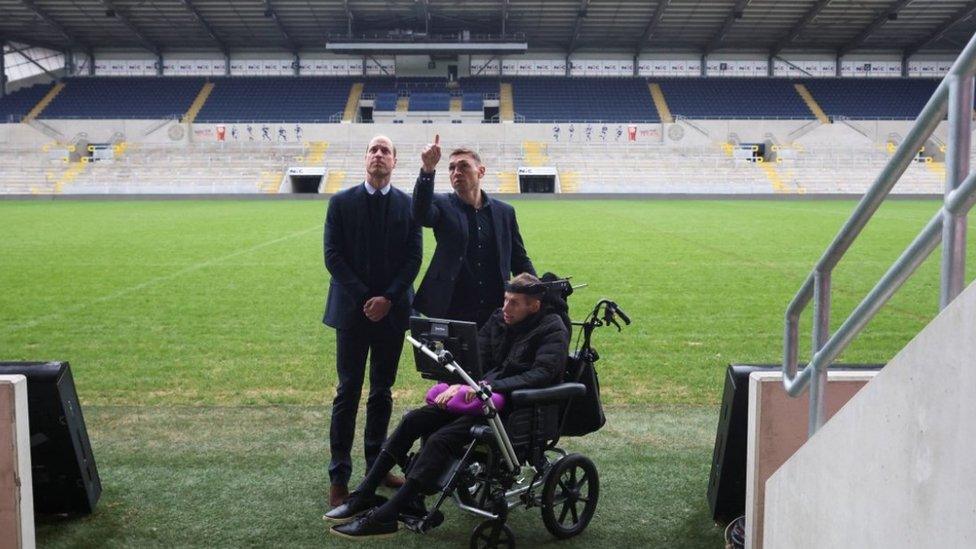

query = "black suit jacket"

[
  {"left": 412, "top": 171, "right": 535, "bottom": 318},
  {"left": 323, "top": 183, "right": 422, "bottom": 331}
]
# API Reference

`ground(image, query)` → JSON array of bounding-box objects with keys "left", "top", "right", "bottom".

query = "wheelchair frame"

[{"left": 403, "top": 297, "right": 629, "bottom": 548}]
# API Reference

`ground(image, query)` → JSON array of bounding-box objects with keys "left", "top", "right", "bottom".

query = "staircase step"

[
  {"left": 23, "top": 82, "right": 65, "bottom": 123},
  {"left": 648, "top": 83, "right": 674, "bottom": 124}
]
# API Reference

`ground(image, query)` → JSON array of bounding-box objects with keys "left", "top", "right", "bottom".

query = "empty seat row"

[
  {"left": 657, "top": 77, "right": 812, "bottom": 119},
  {"left": 0, "top": 75, "right": 961, "bottom": 122},
  {"left": 0, "top": 83, "right": 55, "bottom": 121},
  {"left": 510, "top": 77, "right": 657, "bottom": 122},
  {"left": 41, "top": 77, "right": 205, "bottom": 119}
]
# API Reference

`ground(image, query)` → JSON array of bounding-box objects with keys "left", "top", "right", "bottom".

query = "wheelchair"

[{"left": 404, "top": 290, "right": 630, "bottom": 548}]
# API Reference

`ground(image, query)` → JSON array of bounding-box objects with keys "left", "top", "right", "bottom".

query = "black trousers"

[
  {"left": 382, "top": 405, "right": 483, "bottom": 491},
  {"left": 329, "top": 319, "right": 404, "bottom": 485}
]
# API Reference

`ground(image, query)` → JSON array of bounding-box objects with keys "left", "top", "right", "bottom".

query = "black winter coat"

[{"left": 477, "top": 308, "right": 569, "bottom": 393}]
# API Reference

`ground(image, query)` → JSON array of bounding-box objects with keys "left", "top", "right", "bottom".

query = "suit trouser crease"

[{"left": 329, "top": 321, "right": 403, "bottom": 485}]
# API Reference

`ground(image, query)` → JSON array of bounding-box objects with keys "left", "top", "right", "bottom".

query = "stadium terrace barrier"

[{"left": 782, "top": 30, "right": 976, "bottom": 436}]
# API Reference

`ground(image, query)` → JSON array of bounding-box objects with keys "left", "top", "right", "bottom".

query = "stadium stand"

[
  {"left": 39, "top": 77, "right": 204, "bottom": 120},
  {"left": 0, "top": 83, "right": 55, "bottom": 123},
  {"left": 373, "top": 92, "right": 399, "bottom": 111},
  {"left": 801, "top": 78, "right": 941, "bottom": 120},
  {"left": 509, "top": 77, "right": 658, "bottom": 122},
  {"left": 10, "top": 75, "right": 957, "bottom": 124},
  {"left": 657, "top": 78, "right": 813, "bottom": 120},
  {"left": 195, "top": 77, "right": 354, "bottom": 123},
  {"left": 0, "top": 74, "right": 965, "bottom": 195},
  {"left": 408, "top": 92, "right": 451, "bottom": 111}
]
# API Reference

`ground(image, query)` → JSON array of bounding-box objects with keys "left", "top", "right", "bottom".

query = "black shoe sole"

[{"left": 329, "top": 525, "right": 399, "bottom": 540}]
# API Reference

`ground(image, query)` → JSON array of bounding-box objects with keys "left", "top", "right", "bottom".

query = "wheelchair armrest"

[{"left": 509, "top": 382, "right": 586, "bottom": 407}]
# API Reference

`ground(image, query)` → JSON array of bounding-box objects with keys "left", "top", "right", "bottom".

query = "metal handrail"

[{"left": 782, "top": 30, "right": 976, "bottom": 437}]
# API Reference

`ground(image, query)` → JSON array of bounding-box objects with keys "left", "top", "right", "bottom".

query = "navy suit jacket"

[
  {"left": 323, "top": 183, "right": 422, "bottom": 331},
  {"left": 412, "top": 171, "right": 535, "bottom": 318}
]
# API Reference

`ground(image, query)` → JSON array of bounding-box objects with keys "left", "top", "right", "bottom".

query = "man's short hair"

[
  {"left": 366, "top": 136, "right": 397, "bottom": 157},
  {"left": 507, "top": 273, "right": 542, "bottom": 300},
  {"left": 449, "top": 147, "right": 482, "bottom": 165}
]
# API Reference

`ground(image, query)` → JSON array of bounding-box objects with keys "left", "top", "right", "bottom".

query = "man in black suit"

[
  {"left": 412, "top": 134, "right": 535, "bottom": 326},
  {"left": 323, "top": 135, "right": 422, "bottom": 507}
]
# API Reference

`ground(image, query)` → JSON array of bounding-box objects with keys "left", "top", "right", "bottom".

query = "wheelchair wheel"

[
  {"left": 470, "top": 520, "right": 515, "bottom": 549},
  {"left": 540, "top": 453, "right": 599, "bottom": 539}
]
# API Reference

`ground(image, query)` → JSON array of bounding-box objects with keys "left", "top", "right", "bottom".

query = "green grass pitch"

[{"left": 0, "top": 198, "right": 962, "bottom": 547}]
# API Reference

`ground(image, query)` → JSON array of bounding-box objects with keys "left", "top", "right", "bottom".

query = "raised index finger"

[{"left": 433, "top": 134, "right": 440, "bottom": 146}]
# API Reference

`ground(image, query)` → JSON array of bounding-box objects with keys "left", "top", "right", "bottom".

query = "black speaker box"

[
  {"left": 706, "top": 363, "right": 883, "bottom": 524},
  {"left": 0, "top": 361, "right": 101, "bottom": 515}
]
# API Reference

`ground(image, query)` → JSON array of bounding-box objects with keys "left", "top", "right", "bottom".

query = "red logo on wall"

[
  {"left": 628, "top": 126, "right": 637, "bottom": 141},
  {"left": 216, "top": 125, "right": 226, "bottom": 141}
]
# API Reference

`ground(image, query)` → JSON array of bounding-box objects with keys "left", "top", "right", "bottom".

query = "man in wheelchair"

[{"left": 326, "top": 272, "right": 569, "bottom": 540}]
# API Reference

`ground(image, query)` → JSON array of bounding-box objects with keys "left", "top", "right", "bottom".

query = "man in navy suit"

[
  {"left": 412, "top": 135, "right": 535, "bottom": 326},
  {"left": 323, "top": 135, "right": 422, "bottom": 507}
]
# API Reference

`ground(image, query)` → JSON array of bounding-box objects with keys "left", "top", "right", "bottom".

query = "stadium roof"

[{"left": 1, "top": 0, "right": 975, "bottom": 57}]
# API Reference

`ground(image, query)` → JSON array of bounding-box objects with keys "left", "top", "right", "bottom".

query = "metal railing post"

[
  {"left": 780, "top": 31, "right": 976, "bottom": 440},
  {"left": 809, "top": 270, "right": 830, "bottom": 435},
  {"left": 941, "top": 73, "right": 973, "bottom": 310}
]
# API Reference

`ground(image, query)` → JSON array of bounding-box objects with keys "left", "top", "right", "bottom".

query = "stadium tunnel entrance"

[
  {"left": 283, "top": 167, "right": 326, "bottom": 193},
  {"left": 517, "top": 166, "right": 557, "bottom": 193}
]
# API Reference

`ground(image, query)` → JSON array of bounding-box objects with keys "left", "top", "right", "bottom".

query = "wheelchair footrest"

[{"left": 400, "top": 510, "right": 445, "bottom": 534}]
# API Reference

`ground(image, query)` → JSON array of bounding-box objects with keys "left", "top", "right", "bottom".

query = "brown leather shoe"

[
  {"left": 330, "top": 484, "right": 349, "bottom": 508},
  {"left": 381, "top": 473, "right": 405, "bottom": 489}
]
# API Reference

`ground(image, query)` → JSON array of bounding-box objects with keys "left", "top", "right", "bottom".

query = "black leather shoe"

[
  {"left": 323, "top": 492, "right": 388, "bottom": 523},
  {"left": 330, "top": 510, "right": 399, "bottom": 539}
]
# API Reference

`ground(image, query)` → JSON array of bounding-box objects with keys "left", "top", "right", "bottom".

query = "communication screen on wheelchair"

[{"left": 408, "top": 316, "right": 483, "bottom": 382}]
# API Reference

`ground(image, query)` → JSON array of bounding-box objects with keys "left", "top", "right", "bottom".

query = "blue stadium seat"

[
  {"left": 801, "top": 78, "right": 940, "bottom": 120},
  {"left": 462, "top": 93, "right": 484, "bottom": 111},
  {"left": 656, "top": 77, "right": 812, "bottom": 119},
  {"left": 39, "top": 77, "right": 204, "bottom": 119},
  {"left": 0, "top": 83, "right": 55, "bottom": 122},
  {"left": 195, "top": 76, "right": 353, "bottom": 122},
  {"left": 374, "top": 93, "right": 399, "bottom": 111},
  {"left": 509, "top": 77, "right": 657, "bottom": 122},
  {"left": 408, "top": 93, "right": 450, "bottom": 111}
]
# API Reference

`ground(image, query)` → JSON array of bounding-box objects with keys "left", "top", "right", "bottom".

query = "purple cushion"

[{"left": 425, "top": 383, "right": 506, "bottom": 416}]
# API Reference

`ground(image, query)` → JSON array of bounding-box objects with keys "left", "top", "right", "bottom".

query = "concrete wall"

[
  {"left": 763, "top": 279, "right": 976, "bottom": 548},
  {"left": 0, "top": 118, "right": 947, "bottom": 150}
]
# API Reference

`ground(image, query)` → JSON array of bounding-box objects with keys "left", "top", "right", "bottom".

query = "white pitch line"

[{"left": 1, "top": 224, "right": 321, "bottom": 337}]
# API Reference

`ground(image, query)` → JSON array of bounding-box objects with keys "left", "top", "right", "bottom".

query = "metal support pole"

[
  {"left": 940, "top": 73, "right": 973, "bottom": 309},
  {"left": 835, "top": 55, "right": 841, "bottom": 77},
  {"left": 88, "top": 50, "right": 95, "bottom": 76},
  {"left": 701, "top": 54, "right": 707, "bottom": 77},
  {"left": 1, "top": 42, "right": 6, "bottom": 99},
  {"left": 808, "top": 270, "right": 830, "bottom": 435},
  {"left": 64, "top": 48, "right": 73, "bottom": 77},
  {"left": 767, "top": 55, "right": 774, "bottom": 77}
]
